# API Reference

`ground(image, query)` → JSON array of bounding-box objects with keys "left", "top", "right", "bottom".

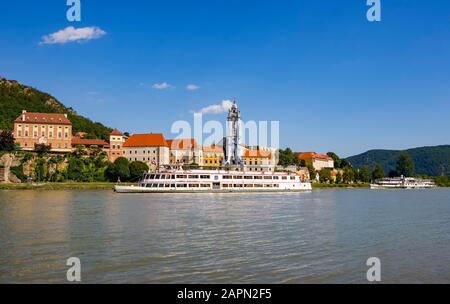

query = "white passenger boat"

[
  {"left": 370, "top": 176, "right": 436, "bottom": 189},
  {"left": 115, "top": 168, "right": 312, "bottom": 193}
]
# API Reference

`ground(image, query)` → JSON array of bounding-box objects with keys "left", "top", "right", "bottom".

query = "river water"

[{"left": 1, "top": 189, "right": 450, "bottom": 284}]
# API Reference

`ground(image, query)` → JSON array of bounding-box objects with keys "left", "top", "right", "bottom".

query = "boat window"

[
  {"left": 149, "top": 174, "right": 155, "bottom": 179},
  {"left": 159, "top": 175, "right": 165, "bottom": 180},
  {"left": 171, "top": 175, "right": 176, "bottom": 179},
  {"left": 244, "top": 184, "right": 254, "bottom": 188},
  {"left": 273, "top": 176, "right": 279, "bottom": 180},
  {"left": 200, "top": 184, "right": 211, "bottom": 188},
  {"left": 233, "top": 176, "right": 242, "bottom": 179},
  {"left": 264, "top": 176, "right": 272, "bottom": 180},
  {"left": 189, "top": 175, "right": 199, "bottom": 179},
  {"left": 223, "top": 176, "right": 232, "bottom": 179},
  {"left": 177, "top": 175, "right": 188, "bottom": 179},
  {"left": 146, "top": 184, "right": 152, "bottom": 188},
  {"left": 264, "top": 184, "right": 273, "bottom": 188},
  {"left": 274, "top": 184, "right": 280, "bottom": 188},
  {"left": 171, "top": 184, "right": 176, "bottom": 188},
  {"left": 178, "top": 184, "right": 187, "bottom": 188},
  {"left": 254, "top": 176, "right": 263, "bottom": 180},
  {"left": 282, "top": 176, "right": 287, "bottom": 180},
  {"left": 254, "top": 184, "right": 263, "bottom": 188},
  {"left": 152, "top": 184, "right": 158, "bottom": 188},
  {"left": 200, "top": 175, "right": 210, "bottom": 179},
  {"left": 189, "top": 184, "right": 200, "bottom": 188},
  {"left": 154, "top": 175, "right": 160, "bottom": 180},
  {"left": 234, "top": 184, "right": 243, "bottom": 188},
  {"left": 244, "top": 176, "right": 253, "bottom": 180}
]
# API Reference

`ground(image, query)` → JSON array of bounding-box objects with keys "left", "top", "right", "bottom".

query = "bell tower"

[{"left": 223, "top": 100, "right": 244, "bottom": 167}]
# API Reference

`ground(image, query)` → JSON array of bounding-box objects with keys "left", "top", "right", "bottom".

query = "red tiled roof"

[
  {"left": 110, "top": 129, "right": 123, "bottom": 136},
  {"left": 123, "top": 133, "right": 169, "bottom": 148},
  {"left": 14, "top": 112, "right": 71, "bottom": 125},
  {"left": 298, "top": 152, "right": 333, "bottom": 161},
  {"left": 167, "top": 138, "right": 198, "bottom": 150},
  {"left": 203, "top": 145, "right": 223, "bottom": 153},
  {"left": 72, "top": 137, "right": 109, "bottom": 146},
  {"left": 243, "top": 150, "right": 272, "bottom": 159}
]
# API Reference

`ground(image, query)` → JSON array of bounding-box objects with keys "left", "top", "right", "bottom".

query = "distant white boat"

[
  {"left": 370, "top": 176, "right": 436, "bottom": 189},
  {"left": 115, "top": 167, "right": 312, "bottom": 193}
]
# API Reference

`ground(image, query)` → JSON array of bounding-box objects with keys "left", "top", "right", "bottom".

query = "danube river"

[{"left": 1, "top": 189, "right": 450, "bottom": 284}]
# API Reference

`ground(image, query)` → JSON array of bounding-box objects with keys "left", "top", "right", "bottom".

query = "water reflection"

[{"left": 1, "top": 189, "right": 450, "bottom": 283}]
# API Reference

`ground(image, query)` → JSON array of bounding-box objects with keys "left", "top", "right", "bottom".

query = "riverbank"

[
  {"left": 312, "top": 183, "right": 370, "bottom": 189},
  {"left": 0, "top": 182, "right": 129, "bottom": 190}
]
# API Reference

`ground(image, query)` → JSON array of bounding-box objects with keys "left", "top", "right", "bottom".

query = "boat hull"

[{"left": 115, "top": 185, "right": 312, "bottom": 194}]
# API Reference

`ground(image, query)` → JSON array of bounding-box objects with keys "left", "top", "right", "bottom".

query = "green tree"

[
  {"left": 299, "top": 159, "right": 307, "bottom": 167},
  {"left": 343, "top": 167, "right": 355, "bottom": 184},
  {"left": 307, "top": 164, "right": 317, "bottom": 181},
  {"left": 319, "top": 168, "right": 332, "bottom": 183},
  {"left": 278, "top": 148, "right": 299, "bottom": 167},
  {"left": 106, "top": 157, "right": 130, "bottom": 182},
  {"left": 34, "top": 143, "right": 51, "bottom": 156},
  {"left": 358, "top": 165, "right": 371, "bottom": 183},
  {"left": 67, "top": 157, "right": 84, "bottom": 181},
  {"left": 35, "top": 158, "right": 46, "bottom": 182},
  {"left": 327, "top": 152, "right": 341, "bottom": 169},
  {"left": 372, "top": 164, "right": 385, "bottom": 181},
  {"left": 73, "top": 145, "right": 86, "bottom": 158},
  {"left": 130, "top": 161, "right": 149, "bottom": 180},
  {"left": 340, "top": 159, "right": 351, "bottom": 169},
  {"left": 335, "top": 172, "right": 343, "bottom": 184},
  {"left": 0, "top": 131, "right": 15, "bottom": 152},
  {"left": 396, "top": 152, "right": 415, "bottom": 177}
]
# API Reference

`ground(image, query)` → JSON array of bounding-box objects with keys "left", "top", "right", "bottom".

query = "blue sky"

[{"left": 1, "top": 0, "right": 449, "bottom": 157}]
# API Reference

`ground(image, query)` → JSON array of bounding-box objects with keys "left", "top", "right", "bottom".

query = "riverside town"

[{"left": 0, "top": 98, "right": 444, "bottom": 190}]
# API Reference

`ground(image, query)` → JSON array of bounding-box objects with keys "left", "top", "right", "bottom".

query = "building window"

[
  {"left": 18, "top": 131, "right": 22, "bottom": 137},
  {"left": 58, "top": 132, "right": 62, "bottom": 139}
]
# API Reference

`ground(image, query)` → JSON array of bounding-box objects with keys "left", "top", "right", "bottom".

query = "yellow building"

[
  {"left": 243, "top": 150, "right": 275, "bottom": 172},
  {"left": 202, "top": 145, "right": 224, "bottom": 168}
]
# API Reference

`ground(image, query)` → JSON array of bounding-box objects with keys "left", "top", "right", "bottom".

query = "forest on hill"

[
  {"left": 347, "top": 145, "right": 450, "bottom": 177},
  {"left": 0, "top": 77, "right": 112, "bottom": 139}
]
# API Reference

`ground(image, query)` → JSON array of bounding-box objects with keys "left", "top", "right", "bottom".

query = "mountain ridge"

[{"left": 347, "top": 145, "right": 450, "bottom": 176}]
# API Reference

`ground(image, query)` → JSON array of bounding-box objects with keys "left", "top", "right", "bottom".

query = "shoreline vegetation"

[
  {"left": 0, "top": 182, "right": 369, "bottom": 191},
  {"left": 1, "top": 182, "right": 448, "bottom": 191},
  {"left": 312, "top": 183, "right": 370, "bottom": 189},
  {"left": 0, "top": 182, "right": 129, "bottom": 190}
]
